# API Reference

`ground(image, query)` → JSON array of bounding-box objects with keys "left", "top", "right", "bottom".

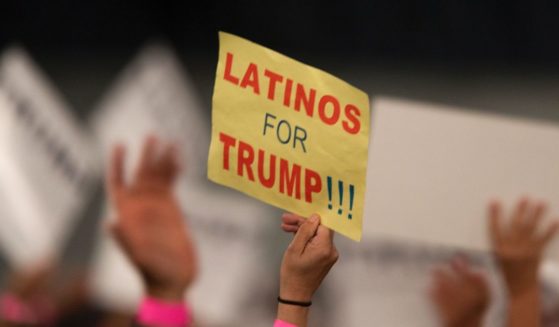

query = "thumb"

[{"left": 289, "top": 214, "right": 320, "bottom": 254}]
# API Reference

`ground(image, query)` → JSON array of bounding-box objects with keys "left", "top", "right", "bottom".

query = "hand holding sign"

[
  {"left": 208, "top": 32, "right": 370, "bottom": 241},
  {"left": 108, "top": 136, "right": 198, "bottom": 301},
  {"left": 277, "top": 215, "right": 338, "bottom": 327}
]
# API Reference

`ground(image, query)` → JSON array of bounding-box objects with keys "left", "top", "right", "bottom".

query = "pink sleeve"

[
  {"left": 274, "top": 319, "right": 297, "bottom": 327},
  {"left": 0, "top": 293, "right": 37, "bottom": 324},
  {"left": 137, "top": 296, "right": 193, "bottom": 327},
  {"left": 0, "top": 293, "right": 56, "bottom": 325}
]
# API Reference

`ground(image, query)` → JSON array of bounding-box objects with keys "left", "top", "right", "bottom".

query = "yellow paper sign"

[{"left": 208, "top": 32, "right": 370, "bottom": 241}]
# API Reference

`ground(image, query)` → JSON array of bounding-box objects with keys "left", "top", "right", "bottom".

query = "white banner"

[
  {"left": 365, "top": 97, "right": 559, "bottom": 252},
  {"left": 91, "top": 44, "right": 209, "bottom": 182},
  {"left": 0, "top": 48, "right": 98, "bottom": 268}
]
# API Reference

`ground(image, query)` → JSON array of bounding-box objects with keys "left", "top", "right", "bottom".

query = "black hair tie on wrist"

[{"left": 277, "top": 296, "right": 312, "bottom": 307}]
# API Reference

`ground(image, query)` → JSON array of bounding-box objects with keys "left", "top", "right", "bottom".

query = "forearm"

[
  {"left": 452, "top": 315, "right": 484, "bottom": 327},
  {"left": 276, "top": 304, "right": 309, "bottom": 327},
  {"left": 506, "top": 286, "right": 540, "bottom": 327}
]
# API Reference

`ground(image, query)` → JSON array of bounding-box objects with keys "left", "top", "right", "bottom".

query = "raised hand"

[
  {"left": 488, "top": 198, "right": 559, "bottom": 327},
  {"left": 276, "top": 214, "right": 338, "bottom": 327},
  {"left": 430, "top": 256, "right": 489, "bottom": 327},
  {"left": 108, "top": 136, "right": 197, "bottom": 301},
  {"left": 489, "top": 199, "right": 558, "bottom": 296}
]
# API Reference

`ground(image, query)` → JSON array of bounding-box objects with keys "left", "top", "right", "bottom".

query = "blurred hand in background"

[
  {"left": 108, "top": 136, "right": 198, "bottom": 302},
  {"left": 0, "top": 261, "right": 91, "bottom": 327},
  {"left": 0, "top": 262, "right": 55, "bottom": 327},
  {"left": 429, "top": 255, "right": 489, "bottom": 327},
  {"left": 489, "top": 198, "right": 559, "bottom": 327}
]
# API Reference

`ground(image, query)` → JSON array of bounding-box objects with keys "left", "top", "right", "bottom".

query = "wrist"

[
  {"left": 279, "top": 285, "right": 313, "bottom": 303},
  {"left": 508, "top": 283, "right": 539, "bottom": 302},
  {"left": 500, "top": 263, "right": 539, "bottom": 297},
  {"left": 277, "top": 303, "right": 309, "bottom": 327},
  {"left": 451, "top": 313, "right": 485, "bottom": 327},
  {"left": 505, "top": 278, "right": 538, "bottom": 299},
  {"left": 147, "top": 286, "right": 186, "bottom": 302}
]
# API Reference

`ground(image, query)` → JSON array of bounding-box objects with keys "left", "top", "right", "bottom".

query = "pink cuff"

[
  {"left": 0, "top": 294, "right": 37, "bottom": 324},
  {"left": 137, "top": 296, "right": 192, "bottom": 327},
  {"left": 274, "top": 319, "right": 297, "bottom": 327}
]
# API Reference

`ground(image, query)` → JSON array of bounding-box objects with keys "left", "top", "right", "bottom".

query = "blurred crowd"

[{"left": 0, "top": 134, "right": 556, "bottom": 327}]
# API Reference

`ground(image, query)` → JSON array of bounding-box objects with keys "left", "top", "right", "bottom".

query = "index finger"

[
  {"left": 281, "top": 213, "right": 305, "bottom": 233},
  {"left": 108, "top": 144, "right": 126, "bottom": 201},
  {"left": 281, "top": 213, "right": 305, "bottom": 226}
]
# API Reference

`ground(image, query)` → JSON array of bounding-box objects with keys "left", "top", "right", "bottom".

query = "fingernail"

[{"left": 310, "top": 214, "right": 319, "bottom": 223}]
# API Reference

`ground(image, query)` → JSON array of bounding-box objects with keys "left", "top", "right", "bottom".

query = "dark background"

[
  {"left": 4, "top": 1, "right": 559, "bottom": 63},
  {"left": 2, "top": 0, "right": 559, "bottom": 118}
]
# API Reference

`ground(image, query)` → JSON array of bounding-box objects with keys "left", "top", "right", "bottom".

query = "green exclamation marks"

[
  {"left": 325, "top": 177, "right": 355, "bottom": 220},
  {"left": 337, "top": 180, "right": 344, "bottom": 215},
  {"left": 327, "top": 176, "right": 333, "bottom": 210},
  {"left": 348, "top": 184, "right": 354, "bottom": 219}
]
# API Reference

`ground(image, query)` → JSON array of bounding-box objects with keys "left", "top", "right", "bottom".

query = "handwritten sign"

[{"left": 208, "top": 32, "right": 370, "bottom": 241}]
